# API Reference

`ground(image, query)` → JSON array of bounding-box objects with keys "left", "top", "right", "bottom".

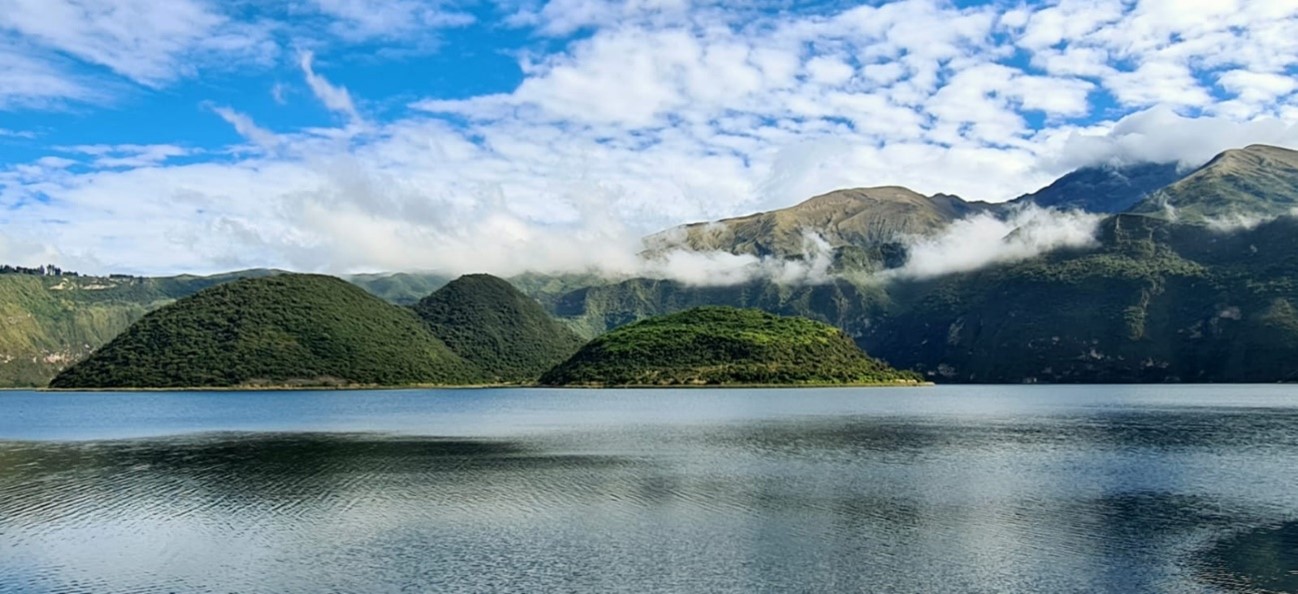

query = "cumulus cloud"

[
  {"left": 1038, "top": 106, "right": 1298, "bottom": 171},
  {"left": 309, "top": 0, "right": 475, "bottom": 42},
  {"left": 3, "top": 0, "right": 1298, "bottom": 281}
]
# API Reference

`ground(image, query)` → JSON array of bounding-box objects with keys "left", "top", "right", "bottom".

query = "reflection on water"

[
  {"left": 1201, "top": 522, "right": 1298, "bottom": 594},
  {"left": 1, "top": 386, "right": 1297, "bottom": 593}
]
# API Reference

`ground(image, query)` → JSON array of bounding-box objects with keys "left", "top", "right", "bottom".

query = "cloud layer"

[{"left": 0, "top": 0, "right": 1297, "bottom": 278}]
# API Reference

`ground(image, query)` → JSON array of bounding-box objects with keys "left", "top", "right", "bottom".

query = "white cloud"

[
  {"left": 55, "top": 144, "right": 193, "bottom": 169},
  {"left": 0, "top": 127, "right": 37, "bottom": 139},
  {"left": 0, "top": 0, "right": 275, "bottom": 87},
  {"left": 1039, "top": 106, "right": 1298, "bottom": 170},
  {"left": 298, "top": 51, "right": 361, "bottom": 123},
  {"left": 4, "top": 0, "right": 1298, "bottom": 280},
  {"left": 212, "top": 106, "right": 282, "bottom": 151},
  {"left": 309, "top": 0, "right": 474, "bottom": 41},
  {"left": 893, "top": 206, "right": 1105, "bottom": 279},
  {"left": 1217, "top": 70, "right": 1298, "bottom": 104},
  {"left": 0, "top": 43, "right": 103, "bottom": 109}
]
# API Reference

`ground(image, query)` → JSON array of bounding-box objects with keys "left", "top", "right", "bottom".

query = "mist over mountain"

[{"left": 10, "top": 143, "right": 1298, "bottom": 386}]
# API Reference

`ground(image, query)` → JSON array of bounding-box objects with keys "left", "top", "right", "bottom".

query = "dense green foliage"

[
  {"left": 50, "top": 274, "right": 482, "bottom": 388},
  {"left": 540, "top": 307, "right": 919, "bottom": 386},
  {"left": 413, "top": 274, "right": 585, "bottom": 383},
  {"left": 862, "top": 214, "right": 1298, "bottom": 382},
  {"left": 543, "top": 213, "right": 1298, "bottom": 383}
]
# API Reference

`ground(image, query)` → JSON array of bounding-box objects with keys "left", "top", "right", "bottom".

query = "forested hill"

[
  {"left": 50, "top": 274, "right": 483, "bottom": 389},
  {"left": 414, "top": 274, "right": 585, "bottom": 383},
  {"left": 540, "top": 307, "right": 921, "bottom": 387}
]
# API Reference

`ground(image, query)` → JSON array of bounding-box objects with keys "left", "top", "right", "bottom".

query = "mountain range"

[{"left": 7, "top": 143, "right": 1298, "bottom": 386}]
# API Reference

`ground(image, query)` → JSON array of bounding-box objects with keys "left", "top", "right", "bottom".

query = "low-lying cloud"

[{"left": 889, "top": 205, "right": 1105, "bottom": 280}]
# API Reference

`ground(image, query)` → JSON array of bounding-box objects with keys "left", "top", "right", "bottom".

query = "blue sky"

[{"left": 1, "top": 0, "right": 1297, "bottom": 277}]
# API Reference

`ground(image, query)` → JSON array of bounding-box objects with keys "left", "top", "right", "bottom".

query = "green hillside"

[
  {"left": 413, "top": 274, "right": 585, "bottom": 383},
  {"left": 0, "top": 270, "right": 282, "bottom": 387},
  {"left": 50, "top": 274, "right": 483, "bottom": 389},
  {"left": 540, "top": 307, "right": 920, "bottom": 386},
  {"left": 543, "top": 213, "right": 1298, "bottom": 383},
  {"left": 347, "top": 272, "right": 450, "bottom": 305},
  {"left": 866, "top": 214, "right": 1298, "bottom": 382}
]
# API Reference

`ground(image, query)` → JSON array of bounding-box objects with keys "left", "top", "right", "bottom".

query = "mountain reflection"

[{"left": 2, "top": 389, "right": 1298, "bottom": 593}]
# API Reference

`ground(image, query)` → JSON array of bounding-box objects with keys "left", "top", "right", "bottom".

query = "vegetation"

[
  {"left": 1, "top": 264, "right": 77, "bottom": 276},
  {"left": 13, "top": 144, "right": 1298, "bottom": 387},
  {"left": 414, "top": 274, "right": 585, "bottom": 383},
  {"left": 0, "top": 270, "right": 283, "bottom": 387},
  {"left": 50, "top": 274, "right": 483, "bottom": 389},
  {"left": 347, "top": 272, "right": 450, "bottom": 305},
  {"left": 540, "top": 307, "right": 920, "bottom": 386}
]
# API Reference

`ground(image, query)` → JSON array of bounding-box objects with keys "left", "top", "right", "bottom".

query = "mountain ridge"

[{"left": 1129, "top": 144, "right": 1298, "bottom": 222}]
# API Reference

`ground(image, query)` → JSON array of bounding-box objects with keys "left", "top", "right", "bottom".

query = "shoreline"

[{"left": 34, "top": 380, "right": 933, "bottom": 392}]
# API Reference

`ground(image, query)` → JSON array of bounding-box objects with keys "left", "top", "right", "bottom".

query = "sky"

[{"left": 1, "top": 0, "right": 1298, "bottom": 277}]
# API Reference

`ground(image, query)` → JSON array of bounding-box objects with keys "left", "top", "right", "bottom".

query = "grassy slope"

[
  {"left": 1130, "top": 145, "right": 1298, "bottom": 221},
  {"left": 50, "top": 274, "right": 482, "bottom": 389},
  {"left": 541, "top": 306, "right": 919, "bottom": 386}
]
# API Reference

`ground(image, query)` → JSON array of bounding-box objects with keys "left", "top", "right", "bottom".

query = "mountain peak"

[
  {"left": 646, "top": 186, "right": 992, "bottom": 260},
  {"left": 1127, "top": 144, "right": 1298, "bottom": 222},
  {"left": 1013, "top": 162, "right": 1184, "bottom": 213}
]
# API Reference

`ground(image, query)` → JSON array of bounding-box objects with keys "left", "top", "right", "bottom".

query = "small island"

[{"left": 539, "top": 306, "right": 923, "bottom": 387}]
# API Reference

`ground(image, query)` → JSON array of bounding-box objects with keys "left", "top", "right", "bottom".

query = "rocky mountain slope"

[{"left": 1011, "top": 162, "right": 1183, "bottom": 213}]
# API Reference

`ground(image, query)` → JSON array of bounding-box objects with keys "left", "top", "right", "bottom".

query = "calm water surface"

[{"left": 1, "top": 385, "right": 1297, "bottom": 593}]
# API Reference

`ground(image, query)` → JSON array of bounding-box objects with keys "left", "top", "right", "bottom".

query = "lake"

[{"left": 1, "top": 385, "right": 1296, "bottom": 593}]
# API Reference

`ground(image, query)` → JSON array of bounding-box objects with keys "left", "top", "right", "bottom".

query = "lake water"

[{"left": 1, "top": 385, "right": 1297, "bottom": 593}]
